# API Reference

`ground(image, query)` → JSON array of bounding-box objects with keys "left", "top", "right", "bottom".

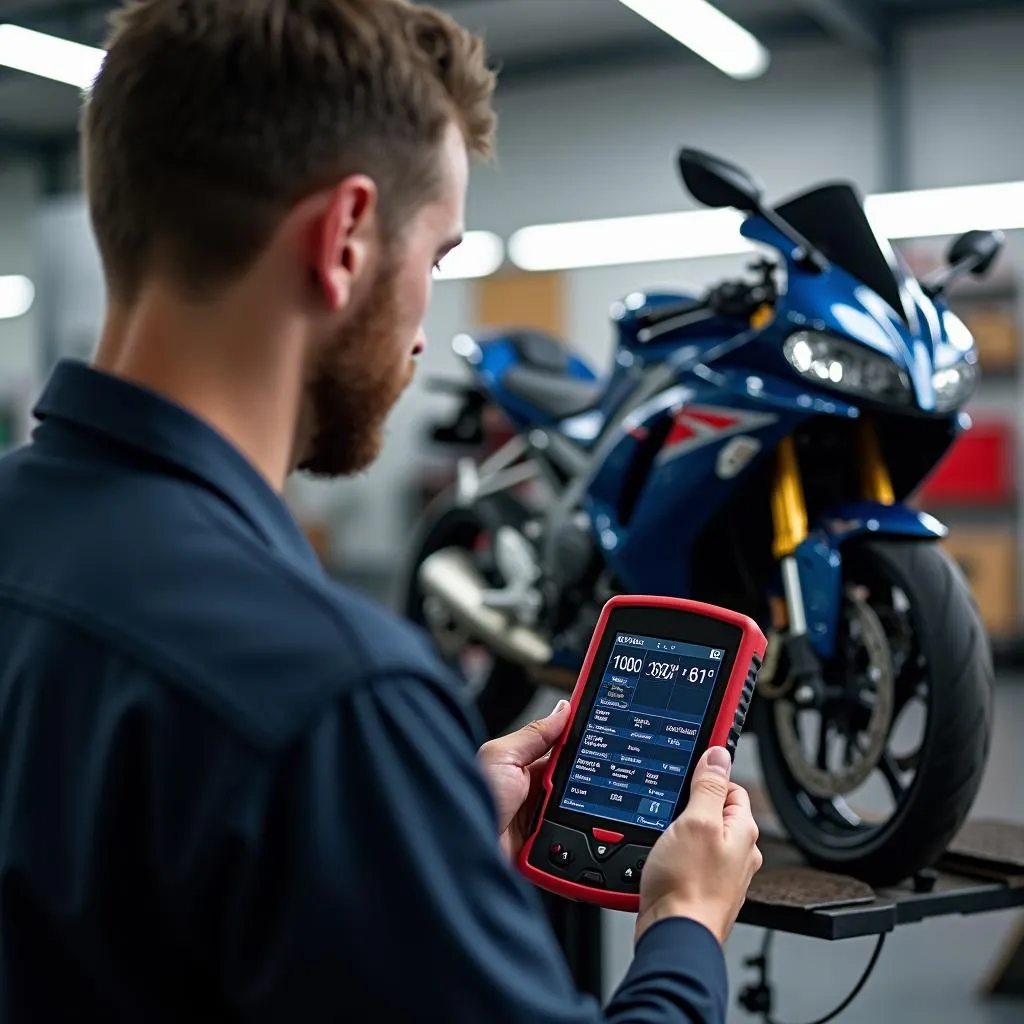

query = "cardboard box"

[
  {"left": 941, "top": 528, "right": 1018, "bottom": 638},
  {"left": 965, "top": 307, "right": 1019, "bottom": 371},
  {"left": 473, "top": 271, "right": 566, "bottom": 336}
]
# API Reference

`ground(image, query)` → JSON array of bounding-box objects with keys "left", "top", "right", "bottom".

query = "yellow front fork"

[
  {"left": 771, "top": 436, "right": 808, "bottom": 560},
  {"left": 857, "top": 418, "right": 895, "bottom": 506},
  {"left": 770, "top": 419, "right": 894, "bottom": 560},
  {"left": 768, "top": 419, "right": 894, "bottom": 636}
]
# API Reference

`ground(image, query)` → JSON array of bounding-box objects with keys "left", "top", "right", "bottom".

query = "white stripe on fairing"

[
  {"left": 620, "top": 385, "right": 693, "bottom": 436},
  {"left": 903, "top": 274, "right": 943, "bottom": 347},
  {"left": 853, "top": 285, "right": 909, "bottom": 357}
]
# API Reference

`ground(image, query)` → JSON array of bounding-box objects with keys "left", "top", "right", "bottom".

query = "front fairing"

[{"left": 741, "top": 216, "right": 976, "bottom": 416}]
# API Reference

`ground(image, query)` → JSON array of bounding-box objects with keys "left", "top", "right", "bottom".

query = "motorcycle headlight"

[
  {"left": 783, "top": 331, "right": 913, "bottom": 405},
  {"left": 932, "top": 358, "right": 978, "bottom": 412}
]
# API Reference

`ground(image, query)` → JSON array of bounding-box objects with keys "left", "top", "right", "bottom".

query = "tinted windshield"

[{"left": 773, "top": 183, "right": 908, "bottom": 321}]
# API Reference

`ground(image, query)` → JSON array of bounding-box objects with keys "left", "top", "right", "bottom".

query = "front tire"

[{"left": 757, "top": 539, "right": 994, "bottom": 886}]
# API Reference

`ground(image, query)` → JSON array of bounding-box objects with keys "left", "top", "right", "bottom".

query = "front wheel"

[{"left": 757, "top": 539, "right": 994, "bottom": 887}]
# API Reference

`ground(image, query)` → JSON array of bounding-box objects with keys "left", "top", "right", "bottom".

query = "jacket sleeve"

[{"left": 209, "top": 672, "right": 729, "bottom": 1024}]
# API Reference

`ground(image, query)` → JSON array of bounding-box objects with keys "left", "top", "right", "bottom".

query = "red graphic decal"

[
  {"left": 685, "top": 409, "right": 741, "bottom": 431},
  {"left": 663, "top": 420, "right": 695, "bottom": 447}
]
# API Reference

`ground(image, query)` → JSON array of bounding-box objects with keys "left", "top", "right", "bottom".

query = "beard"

[{"left": 296, "top": 253, "right": 415, "bottom": 479}]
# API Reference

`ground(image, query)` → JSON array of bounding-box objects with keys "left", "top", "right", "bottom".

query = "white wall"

[
  {"left": 906, "top": 11, "right": 1024, "bottom": 189},
  {"left": 469, "top": 36, "right": 882, "bottom": 238}
]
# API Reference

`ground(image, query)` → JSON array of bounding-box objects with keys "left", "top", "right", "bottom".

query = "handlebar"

[{"left": 635, "top": 259, "right": 779, "bottom": 341}]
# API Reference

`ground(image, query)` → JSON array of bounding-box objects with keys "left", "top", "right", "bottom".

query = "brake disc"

[{"left": 773, "top": 591, "right": 895, "bottom": 799}]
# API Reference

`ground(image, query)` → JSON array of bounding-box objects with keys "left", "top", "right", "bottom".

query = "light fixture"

[
  {"left": 617, "top": 0, "right": 770, "bottom": 80},
  {"left": 509, "top": 209, "right": 753, "bottom": 272},
  {"left": 508, "top": 179, "right": 1024, "bottom": 272},
  {"left": 0, "top": 24, "right": 105, "bottom": 88},
  {"left": 433, "top": 231, "right": 505, "bottom": 280},
  {"left": 865, "top": 181, "right": 1024, "bottom": 241},
  {"left": 0, "top": 276, "right": 35, "bottom": 320}
]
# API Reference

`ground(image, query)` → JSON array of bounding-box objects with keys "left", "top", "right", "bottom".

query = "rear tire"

[
  {"left": 400, "top": 495, "right": 539, "bottom": 738},
  {"left": 757, "top": 539, "right": 994, "bottom": 886}
]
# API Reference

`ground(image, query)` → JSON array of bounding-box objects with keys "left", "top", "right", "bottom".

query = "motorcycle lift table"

[{"left": 545, "top": 801, "right": 1024, "bottom": 1010}]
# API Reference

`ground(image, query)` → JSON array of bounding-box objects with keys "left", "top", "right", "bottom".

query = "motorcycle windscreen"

[{"left": 773, "top": 183, "right": 910, "bottom": 324}]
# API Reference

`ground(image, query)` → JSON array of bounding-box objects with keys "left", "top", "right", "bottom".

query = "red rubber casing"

[{"left": 515, "top": 594, "right": 767, "bottom": 912}]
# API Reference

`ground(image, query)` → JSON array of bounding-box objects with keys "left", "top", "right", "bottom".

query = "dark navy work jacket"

[{"left": 0, "top": 359, "right": 728, "bottom": 1023}]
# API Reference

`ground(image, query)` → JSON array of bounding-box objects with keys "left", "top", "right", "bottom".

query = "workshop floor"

[{"left": 599, "top": 679, "right": 1024, "bottom": 1022}]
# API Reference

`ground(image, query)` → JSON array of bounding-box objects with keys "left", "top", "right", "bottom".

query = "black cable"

[{"left": 740, "top": 929, "right": 888, "bottom": 1024}]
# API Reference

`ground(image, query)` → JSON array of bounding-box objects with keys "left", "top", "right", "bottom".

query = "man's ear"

[{"left": 309, "top": 175, "right": 379, "bottom": 311}]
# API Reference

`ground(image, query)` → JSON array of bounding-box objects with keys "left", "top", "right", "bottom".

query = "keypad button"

[
  {"left": 578, "top": 869, "right": 606, "bottom": 888},
  {"left": 548, "top": 842, "right": 574, "bottom": 868},
  {"left": 590, "top": 839, "right": 620, "bottom": 862},
  {"left": 621, "top": 865, "right": 639, "bottom": 885}
]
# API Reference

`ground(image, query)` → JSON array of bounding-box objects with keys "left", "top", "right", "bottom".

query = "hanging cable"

[{"left": 739, "top": 928, "right": 887, "bottom": 1024}]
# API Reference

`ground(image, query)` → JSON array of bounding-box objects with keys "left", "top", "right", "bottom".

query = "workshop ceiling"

[{"left": 1, "top": 0, "right": 1023, "bottom": 153}]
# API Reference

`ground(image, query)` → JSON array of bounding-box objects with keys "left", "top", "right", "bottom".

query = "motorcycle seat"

[
  {"left": 492, "top": 329, "right": 604, "bottom": 419},
  {"left": 507, "top": 330, "right": 573, "bottom": 372},
  {"left": 503, "top": 366, "right": 604, "bottom": 419}
]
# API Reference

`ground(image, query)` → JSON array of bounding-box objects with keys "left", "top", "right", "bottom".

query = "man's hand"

[
  {"left": 635, "top": 746, "right": 762, "bottom": 946},
  {"left": 478, "top": 699, "right": 572, "bottom": 859}
]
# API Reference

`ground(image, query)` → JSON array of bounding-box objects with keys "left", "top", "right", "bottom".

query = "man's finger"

[
  {"left": 724, "top": 783, "right": 751, "bottom": 813},
  {"left": 482, "top": 700, "right": 570, "bottom": 768},
  {"left": 686, "top": 746, "right": 732, "bottom": 816}
]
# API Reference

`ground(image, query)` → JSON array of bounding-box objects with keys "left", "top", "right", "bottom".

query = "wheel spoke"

[
  {"left": 894, "top": 746, "right": 923, "bottom": 773},
  {"left": 879, "top": 753, "right": 907, "bottom": 801}
]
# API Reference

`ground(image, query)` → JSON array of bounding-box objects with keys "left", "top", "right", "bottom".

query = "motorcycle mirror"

[
  {"left": 677, "top": 147, "right": 764, "bottom": 213},
  {"left": 924, "top": 229, "right": 1006, "bottom": 298},
  {"left": 946, "top": 229, "right": 1005, "bottom": 278},
  {"left": 678, "top": 146, "right": 829, "bottom": 275}
]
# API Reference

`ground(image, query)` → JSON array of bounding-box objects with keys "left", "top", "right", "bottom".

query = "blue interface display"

[{"left": 558, "top": 632, "right": 724, "bottom": 832}]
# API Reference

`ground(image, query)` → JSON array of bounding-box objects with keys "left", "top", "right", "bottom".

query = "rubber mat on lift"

[
  {"left": 942, "top": 818, "right": 1024, "bottom": 880},
  {"left": 746, "top": 863, "right": 876, "bottom": 910}
]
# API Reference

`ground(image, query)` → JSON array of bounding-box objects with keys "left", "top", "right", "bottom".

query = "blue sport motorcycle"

[{"left": 403, "top": 148, "right": 999, "bottom": 885}]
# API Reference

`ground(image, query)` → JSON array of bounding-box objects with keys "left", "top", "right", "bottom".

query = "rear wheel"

[
  {"left": 401, "top": 496, "right": 539, "bottom": 737},
  {"left": 757, "top": 539, "right": 994, "bottom": 886}
]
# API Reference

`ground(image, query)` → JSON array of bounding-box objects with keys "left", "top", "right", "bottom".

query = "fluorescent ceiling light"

[
  {"left": 865, "top": 181, "right": 1024, "bottom": 241},
  {"left": 0, "top": 24, "right": 105, "bottom": 88},
  {"left": 433, "top": 231, "right": 505, "bottom": 280},
  {"left": 618, "top": 0, "right": 770, "bottom": 80},
  {"left": 509, "top": 179, "right": 1024, "bottom": 272},
  {"left": 509, "top": 210, "right": 752, "bottom": 272},
  {"left": 0, "top": 276, "right": 35, "bottom": 320}
]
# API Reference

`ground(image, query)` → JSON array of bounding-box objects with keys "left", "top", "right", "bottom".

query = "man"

[{"left": 0, "top": 1, "right": 762, "bottom": 1021}]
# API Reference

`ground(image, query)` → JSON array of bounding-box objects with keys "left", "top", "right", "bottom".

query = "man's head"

[{"left": 81, "top": 0, "right": 496, "bottom": 477}]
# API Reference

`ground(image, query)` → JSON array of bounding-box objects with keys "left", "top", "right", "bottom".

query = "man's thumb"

[
  {"left": 493, "top": 699, "right": 571, "bottom": 767},
  {"left": 687, "top": 746, "right": 732, "bottom": 810}
]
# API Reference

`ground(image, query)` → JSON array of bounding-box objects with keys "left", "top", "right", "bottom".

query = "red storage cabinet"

[{"left": 918, "top": 417, "right": 1016, "bottom": 507}]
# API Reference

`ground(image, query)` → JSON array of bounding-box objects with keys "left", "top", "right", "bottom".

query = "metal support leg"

[{"left": 542, "top": 892, "right": 604, "bottom": 1001}]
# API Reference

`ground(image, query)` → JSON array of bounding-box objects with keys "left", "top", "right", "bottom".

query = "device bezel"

[{"left": 542, "top": 603, "right": 744, "bottom": 847}]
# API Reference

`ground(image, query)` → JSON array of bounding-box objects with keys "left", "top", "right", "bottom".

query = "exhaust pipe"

[{"left": 417, "top": 547, "right": 554, "bottom": 668}]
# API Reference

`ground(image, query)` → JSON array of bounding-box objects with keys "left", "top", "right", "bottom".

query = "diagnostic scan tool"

[{"left": 517, "top": 595, "right": 767, "bottom": 911}]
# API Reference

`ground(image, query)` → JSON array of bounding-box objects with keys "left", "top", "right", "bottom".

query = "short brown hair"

[{"left": 81, "top": 0, "right": 497, "bottom": 303}]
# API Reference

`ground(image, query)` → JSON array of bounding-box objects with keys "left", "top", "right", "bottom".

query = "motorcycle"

[{"left": 402, "top": 148, "right": 999, "bottom": 886}]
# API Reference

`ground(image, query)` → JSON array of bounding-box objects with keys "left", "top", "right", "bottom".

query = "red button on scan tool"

[{"left": 591, "top": 828, "right": 625, "bottom": 844}]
